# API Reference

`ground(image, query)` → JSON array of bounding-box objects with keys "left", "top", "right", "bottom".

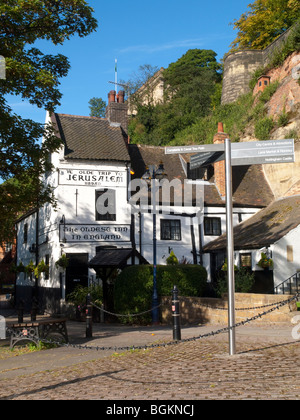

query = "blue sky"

[{"left": 6, "top": 0, "right": 251, "bottom": 124}]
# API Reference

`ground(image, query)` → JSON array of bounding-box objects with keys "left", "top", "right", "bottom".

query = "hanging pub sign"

[
  {"left": 59, "top": 224, "right": 131, "bottom": 243},
  {"left": 59, "top": 169, "right": 127, "bottom": 187}
]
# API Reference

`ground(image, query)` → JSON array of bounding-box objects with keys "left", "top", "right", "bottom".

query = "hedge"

[{"left": 114, "top": 264, "right": 207, "bottom": 323}]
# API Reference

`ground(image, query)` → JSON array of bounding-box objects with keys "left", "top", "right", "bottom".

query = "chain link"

[
  {"left": 5, "top": 293, "right": 298, "bottom": 353},
  {"left": 91, "top": 302, "right": 164, "bottom": 318},
  {"left": 178, "top": 294, "right": 299, "bottom": 312}
]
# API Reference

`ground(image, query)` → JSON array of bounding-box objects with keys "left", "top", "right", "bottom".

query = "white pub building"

[{"left": 15, "top": 93, "right": 274, "bottom": 311}]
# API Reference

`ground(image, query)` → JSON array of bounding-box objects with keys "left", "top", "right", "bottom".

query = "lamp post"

[
  {"left": 142, "top": 163, "right": 166, "bottom": 325},
  {"left": 60, "top": 215, "right": 67, "bottom": 243}
]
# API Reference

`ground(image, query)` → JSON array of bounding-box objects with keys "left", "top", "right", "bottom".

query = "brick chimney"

[
  {"left": 213, "top": 122, "right": 227, "bottom": 199},
  {"left": 106, "top": 90, "right": 128, "bottom": 134}
]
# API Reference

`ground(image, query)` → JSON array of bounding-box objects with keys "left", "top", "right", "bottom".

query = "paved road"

[{"left": 0, "top": 320, "right": 299, "bottom": 400}]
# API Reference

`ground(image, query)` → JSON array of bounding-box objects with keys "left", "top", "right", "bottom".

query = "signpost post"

[
  {"left": 0, "top": 56, "right": 5, "bottom": 80},
  {"left": 225, "top": 139, "right": 236, "bottom": 356},
  {"left": 165, "top": 138, "right": 295, "bottom": 356}
]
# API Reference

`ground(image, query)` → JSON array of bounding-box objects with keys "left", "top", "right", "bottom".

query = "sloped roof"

[
  {"left": 129, "top": 144, "right": 274, "bottom": 208},
  {"left": 203, "top": 195, "right": 300, "bottom": 252},
  {"left": 89, "top": 248, "right": 148, "bottom": 269},
  {"left": 52, "top": 113, "right": 130, "bottom": 162}
]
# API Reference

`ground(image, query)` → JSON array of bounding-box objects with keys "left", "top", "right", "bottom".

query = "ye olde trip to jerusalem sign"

[
  {"left": 60, "top": 224, "right": 131, "bottom": 243},
  {"left": 59, "top": 169, "right": 126, "bottom": 187}
]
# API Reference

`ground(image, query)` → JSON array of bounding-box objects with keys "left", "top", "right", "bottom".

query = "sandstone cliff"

[{"left": 239, "top": 52, "right": 300, "bottom": 199}]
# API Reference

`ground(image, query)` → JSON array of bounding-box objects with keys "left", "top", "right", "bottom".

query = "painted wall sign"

[
  {"left": 59, "top": 224, "right": 131, "bottom": 243},
  {"left": 59, "top": 169, "right": 127, "bottom": 187}
]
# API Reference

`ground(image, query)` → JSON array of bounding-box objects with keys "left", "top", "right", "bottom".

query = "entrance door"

[
  {"left": 211, "top": 252, "right": 226, "bottom": 284},
  {"left": 66, "top": 254, "right": 89, "bottom": 297}
]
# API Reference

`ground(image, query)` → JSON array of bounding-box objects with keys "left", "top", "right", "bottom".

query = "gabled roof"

[
  {"left": 203, "top": 195, "right": 300, "bottom": 252},
  {"left": 89, "top": 248, "right": 148, "bottom": 269},
  {"left": 52, "top": 113, "right": 130, "bottom": 163}
]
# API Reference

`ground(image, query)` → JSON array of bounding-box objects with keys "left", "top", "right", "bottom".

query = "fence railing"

[{"left": 274, "top": 272, "right": 300, "bottom": 295}]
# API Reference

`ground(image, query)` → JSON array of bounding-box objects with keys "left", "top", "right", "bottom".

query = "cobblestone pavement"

[{"left": 0, "top": 322, "right": 299, "bottom": 400}]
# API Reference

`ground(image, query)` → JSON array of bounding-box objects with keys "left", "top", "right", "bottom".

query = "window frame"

[
  {"left": 95, "top": 189, "right": 116, "bottom": 222},
  {"left": 160, "top": 219, "right": 182, "bottom": 241},
  {"left": 240, "top": 253, "right": 252, "bottom": 269},
  {"left": 204, "top": 217, "right": 222, "bottom": 236}
]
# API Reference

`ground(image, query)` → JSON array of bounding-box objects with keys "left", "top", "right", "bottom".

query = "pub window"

[
  {"left": 161, "top": 219, "right": 181, "bottom": 241},
  {"left": 24, "top": 223, "right": 28, "bottom": 244},
  {"left": 95, "top": 189, "right": 116, "bottom": 221},
  {"left": 204, "top": 217, "right": 221, "bottom": 236},
  {"left": 240, "top": 253, "right": 252, "bottom": 268}
]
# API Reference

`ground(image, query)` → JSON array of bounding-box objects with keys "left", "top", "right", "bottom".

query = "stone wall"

[
  {"left": 161, "top": 293, "right": 297, "bottom": 325},
  {"left": 222, "top": 27, "right": 293, "bottom": 104}
]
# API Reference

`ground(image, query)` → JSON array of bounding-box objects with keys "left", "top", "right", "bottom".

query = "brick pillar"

[{"left": 213, "top": 123, "right": 228, "bottom": 199}]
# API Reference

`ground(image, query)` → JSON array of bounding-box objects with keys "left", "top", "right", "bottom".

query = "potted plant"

[
  {"left": 55, "top": 254, "right": 69, "bottom": 270},
  {"left": 25, "top": 260, "right": 36, "bottom": 275},
  {"left": 17, "top": 262, "right": 25, "bottom": 272},
  {"left": 257, "top": 252, "right": 274, "bottom": 270},
  {"left": 166, "top": 250, "right": 179, "bottom": 265},
  {"left": 221, "top": 258, "right": 238, "bottom": 272},
  {"left": 34, "top": 259, "right": 49, "bottom": 278},
  {"left": 10, "top": 262, "right": 25, "bottom": 273}
]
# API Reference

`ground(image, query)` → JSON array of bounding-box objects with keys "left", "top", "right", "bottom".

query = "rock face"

[
  {"left": 264, "top": 52, "right": 300, "bottom": 118},
  {"left": 226, "top": 49, "right": 300, "bottom": 199},
  {"left": 251, "top": 52, "right": 300, "bottom": 199}
]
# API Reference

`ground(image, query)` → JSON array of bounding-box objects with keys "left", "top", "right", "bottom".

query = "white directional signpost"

[
  {"left": 185, "top": 139, "right": 295, "bottom": 169},
  {"left": 166, "top": 138, "right": 295, "bottom": 356}
]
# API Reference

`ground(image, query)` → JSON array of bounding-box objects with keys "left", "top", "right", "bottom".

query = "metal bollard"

[
  {"left": 31, "top": 297, "right": 38, "bottom": 322},
  {"left": 86, "top": 293, "right": 93, "bottom": 338},
  {"left": 18, "top": 300, "right": 24, "bottom": 324},
  {"left": 172, "top": 285, "right": 181, "bottom": 341}
]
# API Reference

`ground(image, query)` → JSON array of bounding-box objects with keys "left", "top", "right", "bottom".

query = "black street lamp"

[{"left": 142, "top": 162, "right": 167, "bottom": 324}]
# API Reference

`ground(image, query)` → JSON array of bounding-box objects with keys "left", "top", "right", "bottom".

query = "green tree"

[
  {"left": 0, "top": 0, "right": 97, "bottom": 244},
  {"left": 128, "top": 50, "right": 222, "bottom": 145},
  {"left": 229, "top": 0, "right": 300, "bottom": 51},
  {"left": 89, "top": 97, "right": 106, "bottom": 118},
  {"left": 0, "top": 0, "right": 97, "bottom": 180},
  {"left": 163, "top": 49, "right": 221, "bottom": 94}
]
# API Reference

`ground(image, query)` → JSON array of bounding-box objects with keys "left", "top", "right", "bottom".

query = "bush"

[
  {"left": 67, "top": 284, "right": 103, "bottom": 308},
  {"left": 114, "top": 265, "right": 207, "bottom": 324},
  {"left": 255, "top": 117, "right": 274, "bottom": 140},
  {"left": 216, "top": 267, "right": 255, "bottom": 297}
]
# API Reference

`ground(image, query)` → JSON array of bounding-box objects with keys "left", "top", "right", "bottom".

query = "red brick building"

[{"left": 0, "top": 241, "right": 16, "bottom": 295}]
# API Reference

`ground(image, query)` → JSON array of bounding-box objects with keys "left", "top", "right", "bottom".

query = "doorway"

[{"left": 65, "top": 253, "right": 89, "bottom": 297}]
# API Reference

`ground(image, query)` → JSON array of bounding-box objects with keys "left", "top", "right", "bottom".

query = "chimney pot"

[
  {"left": 218, "top": 122, "right": 224, "bottom": 133},
  {"left": 108, "top": 90, "right": 116, "bottom": 104},
  {"left": 118, "top": 90, "right": 125, "bottom": 104}
]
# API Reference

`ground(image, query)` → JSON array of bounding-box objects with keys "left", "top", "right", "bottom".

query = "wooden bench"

[{"left": 7, "top": 318, "right": 69, "bottom": 349}]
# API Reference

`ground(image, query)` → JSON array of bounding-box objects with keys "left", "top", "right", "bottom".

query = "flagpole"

[{"left": 115, "top": 59, "right": 118, "bottom": 99}]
